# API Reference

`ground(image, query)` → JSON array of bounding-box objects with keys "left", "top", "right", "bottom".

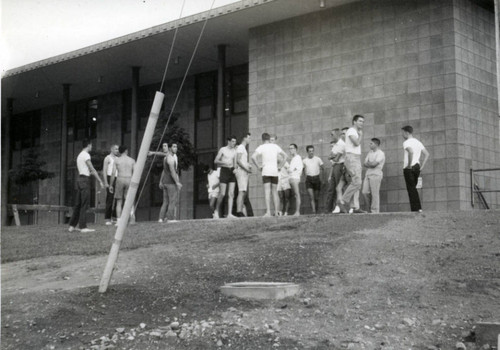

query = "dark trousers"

[
  {"left": 403, "top": 163, "right": 421, "bottom": 212},
  {"left": 104, "top": 175, "right": 116, "bottom": 220},
  {"left": 325, "top": 163, "right": 344, "bottom": 212},
  {"left": 69, "top": 176, "right": 90, "bottom": 229}
]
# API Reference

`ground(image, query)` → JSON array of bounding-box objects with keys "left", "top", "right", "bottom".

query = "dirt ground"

[{"left": 1, "top": 211, "right": 499, "bottom": 350}]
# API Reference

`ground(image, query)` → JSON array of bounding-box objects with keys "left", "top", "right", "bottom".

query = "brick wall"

[{"left": 247, "top": 0, "right": 499, "bottom": 214}]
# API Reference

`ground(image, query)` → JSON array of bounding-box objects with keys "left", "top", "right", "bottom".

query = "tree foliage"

[
  {"left": 147, "top": 111, "right": 196, "bottom": 174},
  {"left": 9, "top": 150, "right": 55, "bottom": 186}
]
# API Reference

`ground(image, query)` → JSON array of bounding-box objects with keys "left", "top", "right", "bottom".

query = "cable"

[{"left": 133, "top": 0, "right": 217, "bottom": 213}]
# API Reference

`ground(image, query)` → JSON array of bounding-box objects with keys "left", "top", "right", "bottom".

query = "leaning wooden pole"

[{"left": 99, "top": 91, "right": 164, "bottom": 293}]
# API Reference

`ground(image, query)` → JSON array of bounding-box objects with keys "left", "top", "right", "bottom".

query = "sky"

[{"left": 1, "top": 0, "right": 240, "bottom": 72}]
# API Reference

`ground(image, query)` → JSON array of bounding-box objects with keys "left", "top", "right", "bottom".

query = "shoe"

[
  {"left": 332, "top": 206, "right": 341, "bottom": 214},
  {"left": 235, "top": 212, "right": 245, "bottom": 217},
  {"left": 227, "top": 214, "right": 237, "bottom": 219},
  {"left": 284, "top": 212, "right": 288, "bottom": 216},
  {"left": 348, "top": 208, "right": 353, "bottom": 214},
  {"left": 263, "top": 213, "right": 272, "bottom": 217},
  {"left": 80, "top": 228, "right": 95, "bottom": 233},
  {"left": 68, "top": 226, "right": 78, "bottom": 232},
  {"left": 352, "top": 208, "right": 367, "bottom": 214},
  {"left": 158, "top": 219, "right": 163, "bottom": 223},
  {"left": 105, "top": 221, "right": 113, "bottom": 226},
  {"left": 276, "top": 211, "right": 283, "bottom": 216},
  {"left": 213, "top": 212, "right": 219, "bottom": 219},
  {"left": 339, "top": 203, "right": 349, "bottom": 214},
  {"left": 293, "top": 212, "right": 300, "bottom": 216},
  {"left": 418, "top": 209, "right": 423, "bottom": 213},
  {"left": 169, "top": 220, "right": 179, "bottom": 223}
]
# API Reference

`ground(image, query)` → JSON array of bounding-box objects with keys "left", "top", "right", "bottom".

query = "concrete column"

[
  {"left": 131, "top": 67, "right": 140, "bottom": 158},
  {"left": 1, "top": 98, "right": 13, "bottom": 226},
  {"left": 217, "top": 45, "right": 226, "bottom": 148},
  {"left": 60, "top": 84, "right": 70, "bottom": 223},
  {"left": 494, "top": 0, "right": 500, "bottom": 117}
]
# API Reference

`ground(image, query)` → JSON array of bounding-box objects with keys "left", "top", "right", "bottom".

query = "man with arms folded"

[{"left": 362, "top": 138, "right": 385, "bottom": 213}]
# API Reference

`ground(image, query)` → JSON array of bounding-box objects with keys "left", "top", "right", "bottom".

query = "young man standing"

[
  {"left": 362, "top": 138, "right": 385, "bottom": 213},
  {"left": 110, "top": 145, "right": 136, "bottom": 222},
  {"left": 102, "top": 144, "right": 119, "bottom": 225},
  {"left": 402, "top": 125, "right": 430, "bottom": 212},
  {"left": 340, "top": 115, "right": 365, "bottom": 214},
  {"left": 251, "top": 133, "right": 287, "bottom": 217},
  {"left": 288, "top": 143, "right": 303, "bottom": 216},
  {"left": 325, "top": 129, "right": 346, "bottom": 213},
  {"left": 235, "top": 133, "right": 252, "bottom": 217},
  {"left": 302, "top": 145, "right": 324, "bottom": 214},
  {"left": 159, "top": 143, "right": 182, "bottom": 222},
  {"left": 215, "top": 136, "right": 237, "bottom": 219},
  {"left": 68, "top": 139, "right": 104, "bottom": 233}
]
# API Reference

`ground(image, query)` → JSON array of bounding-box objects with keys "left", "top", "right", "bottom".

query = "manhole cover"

[{"left": 220, "top": 282, "right": 300, "bottom": 300}]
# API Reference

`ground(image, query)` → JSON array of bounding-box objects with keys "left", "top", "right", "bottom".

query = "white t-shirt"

[
  {"left": 289, "top": 155, "right": 303, "bottom": 180},
  {"left": 254, "top": 143, "right": 284, "bottom": 177},
  {"left": 303, "top": 156, "right": 323, "bottom": 176},
  {"left": 207, "top": 169, "right": 220, "bottom": 196},
  {"left": 104, "top": 155, "right": 117, "bottom": 176},
  {"left": 331, "top": 138, "right": 346, "bottom": 164},
  {"left": 236, "top": 144, "right": 248, "bottom": 168},
  {"left": 403, "top": 138, "right": 425, "bottom": 168},
  {"left": 77, "top": 150, "right": 91, "bottom": 176},
  {"left": 345, "top": 127, "right": 361, "bottom": 155},
  {"left": 365, "top": 149, "right": 386, "bottom": 176}
]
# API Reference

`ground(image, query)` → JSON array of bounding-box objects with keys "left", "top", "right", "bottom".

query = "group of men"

[
  {"left": 210, "top": 114, "right": 430, "bottom": 219},
  {"left": 68, "top": 140, "right": 135, "bottom": 232},
  {"left": 68, "top": 114, "right": 430, "bottom": 231}
]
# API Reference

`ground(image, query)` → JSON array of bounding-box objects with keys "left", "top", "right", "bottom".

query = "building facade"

[{"left": 2, "top": 0, "right": 499, "bottom": 225}]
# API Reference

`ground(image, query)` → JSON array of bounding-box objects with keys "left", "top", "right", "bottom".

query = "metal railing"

[{"left": 470, "top": 168, "right": 500, "bottom": 208}]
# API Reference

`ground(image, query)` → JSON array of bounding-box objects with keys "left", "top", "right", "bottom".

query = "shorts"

[
  {"left": 305, "top": 175, "right": 321, "bottom": 191},
  {"left": 235, "top": 168, "right": 249, "bottom": 191},
  {"left": 219, "top": 167, "right": 236, "bottom": 184},
  {"left": 114, "top": 177, "right": 131, "bottom": 199},
  {"left": 262, "top": 176, "right": 278, "bottom": 185}
]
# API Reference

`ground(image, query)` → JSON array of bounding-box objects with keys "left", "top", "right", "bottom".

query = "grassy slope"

[{"left": 1, "top": 211, "right": 499, "bottom": 350}]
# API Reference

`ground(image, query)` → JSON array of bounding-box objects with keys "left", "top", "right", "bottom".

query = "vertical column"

[
  {"left": 131, "top": 67, "right": 141, "bottom": 158},
  {"left": 60, "top": 84, "right": 70, "bottom": 223},
  {"left": 1, "top": 98, "right": 13, "bottom": 226},
  {"left": 217, "top": 45, "right": 226, "bottom": 148},
  {"left": 494, "top": 0, "right": 500, "bottom": 116}
]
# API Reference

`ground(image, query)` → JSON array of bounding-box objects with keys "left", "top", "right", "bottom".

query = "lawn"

[{"left": 2, "top": 211, "right": 500, "bottom": 349}]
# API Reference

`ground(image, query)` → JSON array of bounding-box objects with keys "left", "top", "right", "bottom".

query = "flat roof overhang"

[{"left": 1, "top": 0, "right": 359, "bottom": 115}]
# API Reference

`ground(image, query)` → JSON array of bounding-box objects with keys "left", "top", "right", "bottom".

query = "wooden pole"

[
  {"left": 217, "top": 44, "right": 226, "bottom": 149},
  {"left": 99, "top": 91, "right": 164, "bottom": 293},
  {"left": 494, "top": 0, "right": 500, "bottom": 116},
  {"left": 60, "top": 84, "right": 70, "bottom": 223},
  {"left": 130, "top": 67, "right": 140, "bottom": 159}
]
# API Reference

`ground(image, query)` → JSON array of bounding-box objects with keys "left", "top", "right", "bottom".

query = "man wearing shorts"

[
  {"left": 251, "top": 133, "right": 287, "bottom": 217},
  {"left": 110, "top": 145, "right": 135, "bottom": 222},
  {"left": 215, "top": 136, "right": 237, "bottom": 219},
  {"left": 362, "top": 138, "right": 385, "bottom": 213},
  {"left": 235, "top": 133, "right": 252, "bottom": 217},
  {"left": 302, "top": 145, "right": 324, "bottom": 214},
  {"left": 340, "top": 115, "right": 365, "bottom": 214},
  {"left": 158, "top": 143, "right": 182, "bottom": 222},
  {"left": 288, "top": 144, "right": 303, "bottom": 216}
]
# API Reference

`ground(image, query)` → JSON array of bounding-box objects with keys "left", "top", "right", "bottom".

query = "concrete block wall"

[
  {"left": 247, "top": 0, "right": 499, "bottom": 214},
  {"left": 452, "top": 0, "right": 499, "bottom": 209}
]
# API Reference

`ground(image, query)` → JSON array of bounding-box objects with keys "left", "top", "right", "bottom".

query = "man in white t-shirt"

[
  {"left": 339, "top": 115, "right": 366, "bottom": 214},
  {"left": 251, "top": 132, "right": 287, "bottom": 216},
  {"left": 68, "top": 139, "right": 104, "bottom": 233},
  {"left": 288, "top": 143, "right": 303, "bottom": 216},
  {"left": 235, "top": 133, "right": 253, "bottom": 217},
  {"left": 102, "top": 144, "right": 119, "bottom": 225},
  {"left": 362, "top": 138, "right": 386, "bottom": 213},
  {"left": 402, "top": 125, "right": 430, "bottom": 212},
  {"left": 303, "top": 145, "right": 324, "bottom": 214}
]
